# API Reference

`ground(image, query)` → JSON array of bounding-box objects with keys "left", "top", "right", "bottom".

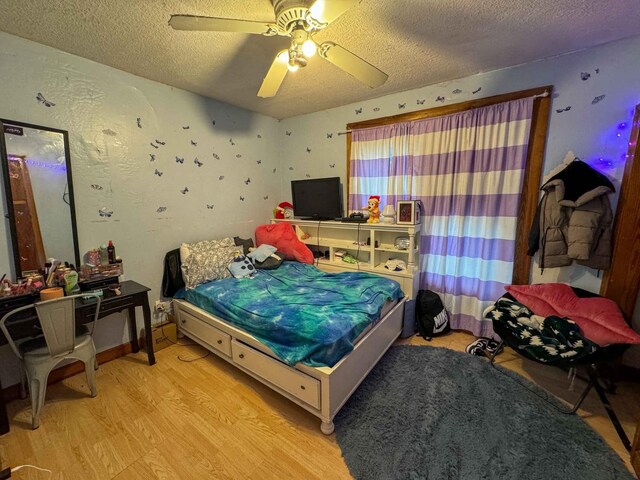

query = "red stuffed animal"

[{"left": 255, "top": 222, "right": 313, "bottom": 264}]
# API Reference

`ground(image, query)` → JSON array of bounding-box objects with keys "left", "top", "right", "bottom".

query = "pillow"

[
  {"left": 228, "top": 255, "right": 256, "bottom": 279},
  {"left": 505, "top": 283, "right": 640, "bottom": 346},
  {"left": 180, "top": 237, "right": 235, "bottom": 263},
  {"left": 247, "top": 244, "right": 277, "bottom": 263},
  {"left": 255, "top": 223, "right": 313, "bottom": 264},
  {"left": 234, "top": 236, "right": 254, "bottom": 256},
  {"left": 254, "top": 251, "right": 284, "bottom": 270},
  {"left": 182, "top": 243, "right": 242, "bottom": 289}
]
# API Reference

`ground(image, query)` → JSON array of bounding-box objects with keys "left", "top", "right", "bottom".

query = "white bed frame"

[{"left": 173, "top": 297, "right": 406, "bottom": 434}]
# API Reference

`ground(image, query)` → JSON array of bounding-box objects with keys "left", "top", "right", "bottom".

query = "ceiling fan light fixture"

[
  {"left": 277, "top": 50, "right": 290, "bottom": 63},
  {"left": 302, "top": 39, "right": 317, "bottom": 57},
  {"left": 287, "top": 62, "right": 299, "bottom": 72}
]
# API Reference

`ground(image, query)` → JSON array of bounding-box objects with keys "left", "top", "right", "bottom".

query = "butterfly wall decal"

[
  {"left": 592, "top": 95, "right": 606, "bottom": 104},
  {"left": 219, "top": 175, "right": 225, "bottom": 180},
  {"left": 150, "top": 143, "right": 159, "bottom": 149},
  {"left": 435, "top": 96, "right": 445, "bottom": 103},
  {"left": 580, "top": 72, "right": 591, "bottom": 81},
  {"left": 155, "top": 139, "right": 166, "bottom": 145},
  {"left": 190, "top": 140, "right": 197, "bottom": 146},
  {"left": 136, "top": 117, "right": 142, "bottom": 128},
  {"left": 257, "top": 134, "right": 262, "bottom": 139},
  {"left": 239, "top": 196, "right": 245, "bottom": 202},
  {"left": 373, "top": 107, "right": 380, "bottom": 112},
  {"left": 416, "top": 99, "right": 425, "bottom": 105},
  {"left": 149, "top": 154, "right": 156, "bottom": 162},
  {"left": 285, "top": 131, "right": 292, "bottom": 136},
  {"left": 263, "top": 195, "right": 269, "bottom": 200},
  {"left": 556, "top": 106, "right": 572, "bottom": 113},
  {"left": 175, "top": 156, "right": 184, "bottom": 164},
  {"left": 306, "top": 147, "right": 311, "bottom": 153},
  {"left": 180, "top": 187, "right": 189, "bottom": 194},
  {"left": 36, "top": 92, "right": 55, "bottom": 107},
  {"left": 256, "top": 160, "right": 262, "bottom": 165},
  {"left": 206, "top": 204, "right": 214, "bottom": 209},
  {"left": 194, "top": 158, "right": 203, "bottom": 167},
  {"left": 182, "top": 126, "right": 190, "bottom": 129},
  {"left": 157, "top": 206, "right": 167, "bottom": 213},
  {"left": 452, "top": 89, "right": 462, "bottom": 94},
  {"left": 91, "top": 184, "right": 103, "bottom": 190},
  {"left": 398, "top": 103, "right": 406, "bottom": 109},
  {"left": 329, "top": 164, "right": 335, "bottom": 168},
  {"left": 98, "top": 208, "right": 113, "bottom": 218},
  {"left": 326, "top": 133, "right": 333, "bottom": 139},
  {"left": 244, "top": 178, "right": 251, "bottom": 185},
  {"left": 212, "top": 153, "right": 220, "bottom": 160},
  {"left": 154, "top": 169, "right": 163, "bottom": 176},
  {"left": 472, "top": 87, "right": 482, "bottom": 94},
  {"left": 229, "top": 138, "right": 235, "bottom": 145}
]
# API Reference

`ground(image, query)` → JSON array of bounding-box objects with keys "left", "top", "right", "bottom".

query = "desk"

[{"left": 0, "top": 280, "right": 154, "bottom": 435}]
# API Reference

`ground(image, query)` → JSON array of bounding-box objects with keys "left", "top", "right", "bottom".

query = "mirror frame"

[{"left": 0, "top": 119, "right": 81, "bottom": 277}]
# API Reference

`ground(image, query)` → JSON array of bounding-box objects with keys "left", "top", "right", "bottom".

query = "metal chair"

[{"left": 0, "top": 293, "right": 101, "bottom": 429}]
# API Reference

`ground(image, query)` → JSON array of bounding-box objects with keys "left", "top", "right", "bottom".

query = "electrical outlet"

[{"left": 154, "top": 300, "right": 172, "bottom": 313}]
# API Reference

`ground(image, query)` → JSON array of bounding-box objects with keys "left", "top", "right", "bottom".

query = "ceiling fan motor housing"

[{"left": 272, "top": 0, "right": 321, "bottom": 34}]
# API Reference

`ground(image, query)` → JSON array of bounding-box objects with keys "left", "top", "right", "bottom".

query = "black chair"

[{"left": 488, "top": 288, "right": 632, "bottom": 451}]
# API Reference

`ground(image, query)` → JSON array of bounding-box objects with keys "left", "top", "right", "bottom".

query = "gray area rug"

[{"left": 334, "top": 345, "right": 633, "bottom": 480}]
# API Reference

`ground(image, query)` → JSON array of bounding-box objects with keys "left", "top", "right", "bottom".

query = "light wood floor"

[{"left": 1, "top": 332, "right": 638, "bottom": 479}]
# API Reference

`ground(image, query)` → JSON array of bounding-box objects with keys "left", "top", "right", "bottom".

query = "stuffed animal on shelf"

[
  {"left": 274, "top": 201, "right": 294, "bottom": 219},
  {"left": 366, "top": 195, "right": 381, "bottom": 223}
]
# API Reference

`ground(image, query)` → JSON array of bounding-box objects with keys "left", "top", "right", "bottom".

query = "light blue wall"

[{"left": 0, "top": 32, "right": 281, "bottom": 385}]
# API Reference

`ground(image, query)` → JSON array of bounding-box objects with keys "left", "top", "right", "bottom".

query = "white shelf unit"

[{"left": 271, "top": 219, "right": 421, "bottom": 298}]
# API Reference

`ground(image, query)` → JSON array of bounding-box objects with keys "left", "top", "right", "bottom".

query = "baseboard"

[{"left": 1, "top": 342, "right": 134, "bottom": 402}]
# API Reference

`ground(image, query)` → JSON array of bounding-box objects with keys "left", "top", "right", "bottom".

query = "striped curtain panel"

[
  {"left": 412, "top": 98, "right": 534, "bottom": 336},
  {"left": 348, "top": 123, "right": 412, "bottom": 213}
]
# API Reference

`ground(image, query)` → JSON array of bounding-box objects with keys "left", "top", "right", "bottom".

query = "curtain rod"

[{"left": 339, "top": 90, "right": 551, "bottom": 135}]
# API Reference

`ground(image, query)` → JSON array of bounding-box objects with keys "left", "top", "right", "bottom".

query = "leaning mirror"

[{"left": 0, "top": 119, "right": 80, "bottom": 277}]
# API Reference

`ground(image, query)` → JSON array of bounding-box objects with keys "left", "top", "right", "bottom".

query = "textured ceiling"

[{"left": 1, "top": 1, "right": 639, "bottom": 119}]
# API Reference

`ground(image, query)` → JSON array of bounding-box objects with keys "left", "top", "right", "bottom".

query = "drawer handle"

[
  {"left": 216, "top": 339, "right": 222, "bottom": 345},
  {"left": 238, "top": 353, "right": 245, "bottom": 359},
  {"left": 300, "top": 385, "right": 306, "bottom": 390}
]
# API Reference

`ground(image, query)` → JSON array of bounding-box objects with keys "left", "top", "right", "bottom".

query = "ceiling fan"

[{"left": 169, "top": 0, "right": 388, "bottom": 97}]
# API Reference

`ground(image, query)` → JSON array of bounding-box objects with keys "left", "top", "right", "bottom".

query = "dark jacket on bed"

[
  {"left": 527, "top": 160, "right": 614, "bottom": 271},
  {"left": 162, "top": 248, "right": 184, "bottom": 297}
]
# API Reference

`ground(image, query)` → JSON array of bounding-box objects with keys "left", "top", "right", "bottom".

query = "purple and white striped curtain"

[
  {"left": 349, "top": 97, "right": 534, "bottom": 337},
  {"left": 348, "top": 123, "right": 412, "bottom": 212}
]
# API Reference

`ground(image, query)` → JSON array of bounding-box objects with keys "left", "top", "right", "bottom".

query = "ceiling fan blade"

[
  {"left": 258, "top": 51, "right": 289, "bottom": 98},
  {"left": 319, "top": 42, "right": 388, "bottom": 88},
  {"left": 308, "top": 0, "right": 360, "bottom": 25},
  {"left": 169, "top": 15, "right": 276, "bottom": 35}
]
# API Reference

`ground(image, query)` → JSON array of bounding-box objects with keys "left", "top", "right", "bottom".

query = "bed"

[{"left": 171, "top": 260, "right": 406, "bottom": 434}]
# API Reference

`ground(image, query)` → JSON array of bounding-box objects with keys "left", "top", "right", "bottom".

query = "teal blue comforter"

[{"left": 179, "top": 262, "right": 403, "bottom": 367}]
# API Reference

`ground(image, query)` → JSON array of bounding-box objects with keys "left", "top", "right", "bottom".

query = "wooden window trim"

[{"left": 345, "top": 86, "right": 552, "bottom": 285}]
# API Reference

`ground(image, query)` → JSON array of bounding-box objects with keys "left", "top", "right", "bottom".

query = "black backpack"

[{"left": 415, "top": 289, "right": 450, "bottom": 340}]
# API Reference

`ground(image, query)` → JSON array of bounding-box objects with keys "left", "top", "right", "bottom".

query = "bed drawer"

[
  {"left": 178, "top": 310, "right": 231, "bottom": 357},
  {"left": 231, "top": 340, "right": 320, "bottom": 409}
]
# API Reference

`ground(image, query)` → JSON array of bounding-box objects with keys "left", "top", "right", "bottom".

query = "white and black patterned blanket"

[{"left": 484, "top": 297, "right": 598, "bottom": 364}]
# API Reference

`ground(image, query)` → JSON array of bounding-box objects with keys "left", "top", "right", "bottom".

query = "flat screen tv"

[{"left": 291, "top": 177, "right": 342, "bottom": 220}]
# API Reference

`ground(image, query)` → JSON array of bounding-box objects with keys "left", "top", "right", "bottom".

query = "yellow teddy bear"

[{"left": 366, "top": 196, "right": 381, "bottom": 223}]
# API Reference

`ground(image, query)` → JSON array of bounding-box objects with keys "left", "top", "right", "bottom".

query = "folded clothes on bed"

[{"left": 176, "top": 261, "right": 404, "bottom": 367}]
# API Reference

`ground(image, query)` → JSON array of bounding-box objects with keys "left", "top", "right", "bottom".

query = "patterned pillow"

[{"left": 181, "top": 238, "right": 240, "bottom": 289}]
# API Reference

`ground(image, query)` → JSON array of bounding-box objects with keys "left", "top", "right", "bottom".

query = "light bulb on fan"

[
  {"left": 302, "top": 39, "right": 316, "bottom": 58},
  {"left": 287, "top": 63, "right": 299, "bottom": 72}
]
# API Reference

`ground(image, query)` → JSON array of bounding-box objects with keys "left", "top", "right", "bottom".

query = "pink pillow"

[
  {"left": 505, "top": 283, "right": 640, "bottom": 346},
  {"left": 255, "top": 223, "right": 314, "bottom": 265}
]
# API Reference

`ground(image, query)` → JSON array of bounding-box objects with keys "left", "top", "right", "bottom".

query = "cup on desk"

[{"left": 40, "top": 287, "right": 64, "bottom": 301}]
